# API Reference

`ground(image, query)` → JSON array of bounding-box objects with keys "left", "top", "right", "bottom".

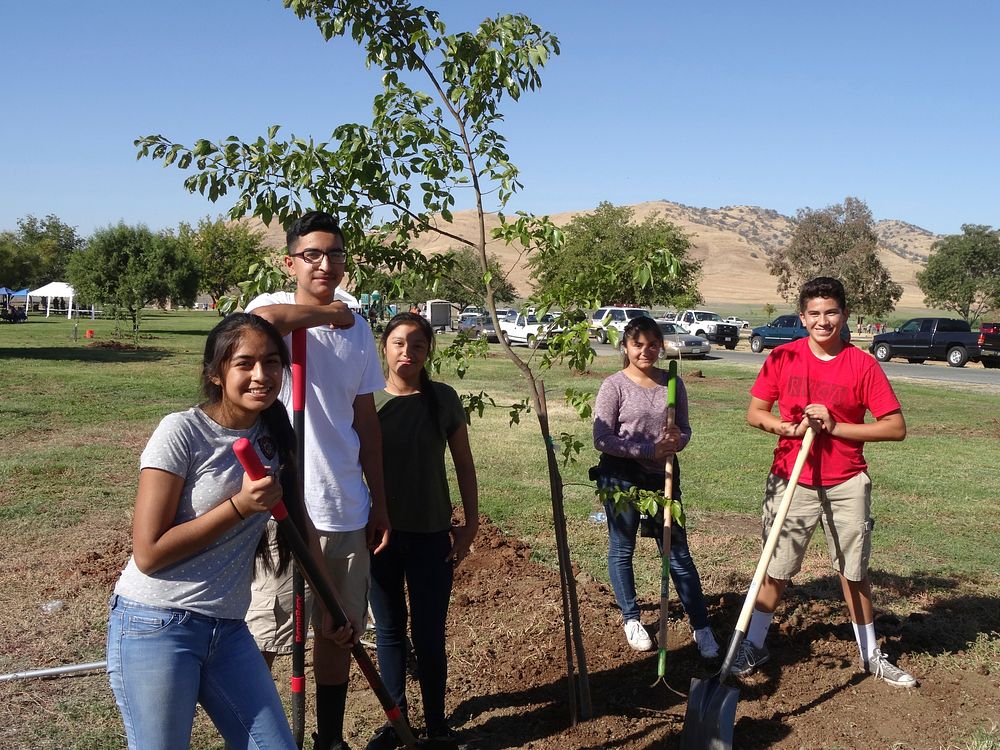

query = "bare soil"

[
  {"left": 339, "top": 519, "right": 999, "bottom": 750},
  {"left": 1, "top": 517, "right": 997, "bottom": 749}
]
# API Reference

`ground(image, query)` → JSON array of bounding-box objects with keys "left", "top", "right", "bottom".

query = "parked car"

[
  {"left": 455, "top": 311, "right": 480, "bottom": 332},
  {"left": 502, "top": 312, "right": 556, "bottom": 347},
  {"left": 722, "top": 315, "right": 751, "bottom": 330},
  {"left": 675, "top": 310, "right": 740, "bottom": 349},
  {"left": 589, "top": 306, "right": 651, "bottom": 343},
  {"left": 456, "top": 312, "right": 497, "bottom": 341},
  {"left": 869, "top": 318, "right": 982, "bottom": 367},
  {"left": 657, "top": 322, "right": 711, "bottom": 358},
  {"left": 978, "top": 322, "right": 1000, "bottom": 369},
  {"left": 749, "top": 314, "right": 851, "bottom": 353}
]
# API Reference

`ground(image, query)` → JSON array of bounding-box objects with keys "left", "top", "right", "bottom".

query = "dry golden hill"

[{"left": 248, "top": 201, "right": 936, "bottom": 307}]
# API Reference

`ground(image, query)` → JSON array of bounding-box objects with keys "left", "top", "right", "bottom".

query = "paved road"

[{"left": 589, "top": 343, "right": 1000, "bottom": 390}]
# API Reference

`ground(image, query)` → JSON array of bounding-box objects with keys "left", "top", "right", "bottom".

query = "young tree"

[
  {"left": 185, "top": 216, "right": 270, "bottom": 311},
  {"left": 529, "top": 202, "right": 701, "bottom": 308},
  {"left": 768, "top": 197, "right": 902, "bottom": 320},
  {"left": 67, "top": 223, "right": 199, "bottom": 339},
  {"left": 917, "top": 224, "right": 1000, "bottom": 325},
  {"left": 135, "top": 1, "right": 685, "bottom": 720}
]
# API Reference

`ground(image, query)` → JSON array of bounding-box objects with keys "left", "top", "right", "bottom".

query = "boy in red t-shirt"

[{"left": 733, "top": 277, "right": 916, "bottom": 688}]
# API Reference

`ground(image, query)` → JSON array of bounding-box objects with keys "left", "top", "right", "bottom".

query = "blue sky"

[{"left": 1, "top": 1, "right": 997, "bottom": 237}]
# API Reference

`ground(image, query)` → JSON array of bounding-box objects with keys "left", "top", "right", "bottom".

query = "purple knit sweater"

[{"left": 593, "top": 369, "right": 692, "bottom": 474}]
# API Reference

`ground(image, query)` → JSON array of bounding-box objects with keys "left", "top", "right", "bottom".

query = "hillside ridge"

[{"left": 248, "top": 200, "right": 937, "bottom": 306}]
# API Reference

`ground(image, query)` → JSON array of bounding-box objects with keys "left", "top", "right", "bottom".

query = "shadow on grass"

[
  {"left": 140, "top": 328, "right": 216, "bottom": 336},
  {"left": 0, "top": 347, "right": 171, "bottom": 363},
  {"left": 778, "top": 569, "right": 1000, "bottom": 657}
]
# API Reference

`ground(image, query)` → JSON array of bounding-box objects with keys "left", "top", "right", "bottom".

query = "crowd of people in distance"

[
  {"left": 1, "top": 305, "right": 27, "bottom": 323},
  {"left": 106, "top": 210, "right": 917, "bottom": 750}
]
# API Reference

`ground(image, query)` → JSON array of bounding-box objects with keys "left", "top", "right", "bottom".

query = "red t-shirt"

[{"left": 750, "top": 337, "right": 901, "bottom": 486}]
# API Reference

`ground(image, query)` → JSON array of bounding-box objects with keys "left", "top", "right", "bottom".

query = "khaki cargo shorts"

[
  {"left": 761, "top": 471, "right": 873, "bottom": 582},
  {"left": 246, "top": 521, "right": 370, "bottom": 654}
]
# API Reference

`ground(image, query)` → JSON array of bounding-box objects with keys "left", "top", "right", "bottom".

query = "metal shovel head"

[{"left": 679, "top": 674, "right": 739, "bottom": 750}]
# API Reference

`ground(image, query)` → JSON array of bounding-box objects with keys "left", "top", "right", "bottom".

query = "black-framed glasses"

[{"left": 290, "top": 249, "right": 348, "bottom": 264}]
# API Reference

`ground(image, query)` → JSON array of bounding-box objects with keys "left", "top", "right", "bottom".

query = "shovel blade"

[{"left": 679, "top": 675, "right": 739, "bottom": 750}]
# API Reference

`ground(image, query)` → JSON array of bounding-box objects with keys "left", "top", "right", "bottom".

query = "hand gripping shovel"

[
  {"left": 654, "top": 360, "right": 678, "bottom": 686},
  {"left": 680, "top": 427, "right": 816, "bottom": 750},
  {"left": 233, "top": 438, "right": 418, "bottom": 749}
]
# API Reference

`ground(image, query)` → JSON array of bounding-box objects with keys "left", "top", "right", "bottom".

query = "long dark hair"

[
  {"left": 201, "top": 313, "right": 307, "bottom": 576},
  {"left": 620, "top": 315, "right": 664, "bottom": 368},
  {"left": 379, "top": 312, "right": 445, "bottom": 436}
]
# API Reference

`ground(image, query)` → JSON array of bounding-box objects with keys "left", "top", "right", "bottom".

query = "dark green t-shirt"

[{"left": 374, "top": 381, "right": 466, "bottom": 533}]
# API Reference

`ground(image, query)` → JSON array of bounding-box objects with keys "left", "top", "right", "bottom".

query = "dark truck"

[
  {"left": 869, "top": 317, "right": 981, "bottom": 367},
  {"left": 978, "top": 322, "right": 1000, "bottom": 369}
]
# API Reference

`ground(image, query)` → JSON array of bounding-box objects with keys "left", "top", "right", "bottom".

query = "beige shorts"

[
  {"left": 246, "top": 521, "right": 370, "bottom": 654},
  {"left": 761, "top": 471, "right": 873, "bottom": 582}
]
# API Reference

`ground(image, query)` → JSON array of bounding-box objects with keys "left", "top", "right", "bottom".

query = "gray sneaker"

[
  {"left": 729, "top": 639, "right": 770, "bottom": 676},
  {"left": 865, "top": 648, "right": 917, "bottom": 688}
]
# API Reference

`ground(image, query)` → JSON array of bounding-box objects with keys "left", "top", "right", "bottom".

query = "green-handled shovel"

[
  {"left": 680, "top": 427, "right": 816, "bottom": 750},
  {"left": 654, "top": 359, "right": 678, "bottom": 686}
]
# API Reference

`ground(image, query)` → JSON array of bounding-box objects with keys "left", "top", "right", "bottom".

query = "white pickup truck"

[
  {"left": 676, "top": 310, "right": 740, "bottom": 350},
  {"left": 499, "top": 311, "right": 556, "bottom": 347}
]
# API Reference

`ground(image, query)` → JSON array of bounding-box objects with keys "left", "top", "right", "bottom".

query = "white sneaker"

[
  {"left": 693, "top": 626, "right": 720, "bottom": 659},
  {"left": 623, "top": 620, "right": 654, "bottom": 651},
  {"left": 865, "top": 648, "right": 917, "bottom": 688}
]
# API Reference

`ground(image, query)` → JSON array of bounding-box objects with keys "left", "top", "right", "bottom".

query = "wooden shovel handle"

[{"left": 734, "top": 427, "right": 816, "bottom": 636}]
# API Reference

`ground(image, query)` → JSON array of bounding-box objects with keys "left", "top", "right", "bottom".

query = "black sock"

[{"left": 315, "top": 681, "right": 349, "bottom": 746}]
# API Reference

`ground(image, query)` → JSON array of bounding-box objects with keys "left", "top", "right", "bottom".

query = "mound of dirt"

[{"left": 338, "top": 516, "right": 1000, "bottom": 749}]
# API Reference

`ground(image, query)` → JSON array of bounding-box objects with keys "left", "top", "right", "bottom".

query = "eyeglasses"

[{"left": 290, "top": 249, "right": 348, "bottom": 264}]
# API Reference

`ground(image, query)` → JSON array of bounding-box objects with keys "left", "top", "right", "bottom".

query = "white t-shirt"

[{"left": 246, "top": 290, "right": 385, "bottom": 532}]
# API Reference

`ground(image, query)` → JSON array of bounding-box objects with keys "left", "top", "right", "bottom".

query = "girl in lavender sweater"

[{"left": 592, "top": 316, "right": 718, "bottom": 658}]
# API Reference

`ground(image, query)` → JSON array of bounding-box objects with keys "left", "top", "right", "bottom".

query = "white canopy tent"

[{"left": 27, "top": 281, "right": 76, "bottom": 318}]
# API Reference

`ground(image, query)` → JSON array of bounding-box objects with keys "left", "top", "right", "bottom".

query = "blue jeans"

[
  {"left": 106, "top": 595, "right": 296, "bottom": 750},
  {"left": 599, "top": 472, "right": 710, "bottom": 629},
  {"left": 369, "top": 530, "right": 453, "bottom": 733}
]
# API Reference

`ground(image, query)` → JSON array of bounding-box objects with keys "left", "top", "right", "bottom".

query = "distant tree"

[
  {"left": 917, "top": 224, "right": 1000, "bottom": 325},
  {"left": 769, "top": 197, "right": 902, "bottom": 320},
  {"left": 0, "top": 231, "right": 33, "bottom": 290},
  {"left": 762, "top": 302, "right": 777, "bottom": 320},
  {"left": 528, "top": 202, "right": 702, "bottom": 308},
  {"left": 355, "top": 247, "right": 514, "bottom": 313},
  {"left": 0, "top": 214, "right": 85, "bottom": 289},
  {"left": 67, "top": 223, "right": 199, "bottom": 339},
  {"left": 186, "top": 216, "right": 269, "bottom": 311},
  {"left": 435, "top": 246, "right": 516, "bottom": 311}
]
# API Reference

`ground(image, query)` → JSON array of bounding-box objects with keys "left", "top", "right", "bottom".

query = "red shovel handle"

[
  {"left": 292, "top": 329, "right": 307, "bottom": 412},
  {"left": 232, "top": 438, "right": 288, "bottom": 521},
  {"left": 231, "top": 436, "right": 416, "bottom": 747}
]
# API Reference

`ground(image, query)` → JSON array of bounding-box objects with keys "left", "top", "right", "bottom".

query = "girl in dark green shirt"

[{"left": 366, "top": 313, "right": 478, "bottom": 750}]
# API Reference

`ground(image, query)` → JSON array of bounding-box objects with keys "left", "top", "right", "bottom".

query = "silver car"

[
  {"left": 457, "top": 313, "right": 497, "bottom": 342},
  {"left": 657, "top": 321, "right": 711, "bottom": 358}
]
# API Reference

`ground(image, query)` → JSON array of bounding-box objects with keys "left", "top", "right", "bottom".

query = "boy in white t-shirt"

[{"left": 245, "top": 210, "right": 390, "bottom": 750}]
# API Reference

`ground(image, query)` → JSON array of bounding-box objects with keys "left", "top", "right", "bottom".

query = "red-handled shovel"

[
  {"left": 290, "top": 328, "right": 307, "bottom": 748},
  {"left": 233, "top": 438, "right": 417, "bottom": 749}
]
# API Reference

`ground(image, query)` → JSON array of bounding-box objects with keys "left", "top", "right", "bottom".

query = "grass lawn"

[{"left": 1, "top": 311, "right": 997, "bottom": 748}]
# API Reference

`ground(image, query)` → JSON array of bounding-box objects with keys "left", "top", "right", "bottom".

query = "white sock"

[
  {"left": 747, "top": 609, "right": 774, "bottom": 648},
  {"left": 852, "top": 621, "right": 877, "bottom": 661}
]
